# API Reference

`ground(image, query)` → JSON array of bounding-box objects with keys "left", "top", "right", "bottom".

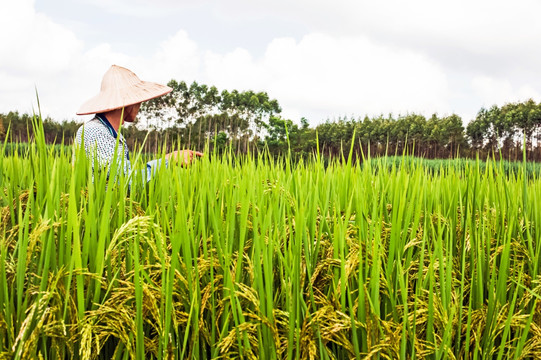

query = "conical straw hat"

[{"left": 77, "top": 65, "right": 172, "bottom": 115}]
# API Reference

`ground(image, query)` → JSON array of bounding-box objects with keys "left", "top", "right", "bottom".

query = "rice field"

[{"left": 2, "top": 117, "right": 541, "bottom": 359}]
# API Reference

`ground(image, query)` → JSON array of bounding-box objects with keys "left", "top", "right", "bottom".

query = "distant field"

[
  {"left": 1, "top": 121, "right": 541, "bottom": 359},
  {"left": 5, "top": 141, "right": 541, "bottom": 177},
  {"left": 377, "top": 155, "right": 541, "bottom": 177},
  {"left": 3, "top": 142, "right": 72, "bottom": 155}
]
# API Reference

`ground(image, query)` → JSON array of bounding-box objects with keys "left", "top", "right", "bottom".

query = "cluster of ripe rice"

[{"left": 1, "top": 117, "right": 541, "bottom": 359}]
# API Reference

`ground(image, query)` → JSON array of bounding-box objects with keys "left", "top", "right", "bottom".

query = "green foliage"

[
  {"left": 376, "top": 155, "right": 541, "bottom": 178},
  {"left": 0, "top": 111, "right": 79, "bottom": 144},
  {"left": 2, "top": 142, "right": 72, "bottom": 156},
  {"left": 141, "top": 80, "right": 281, "bottom": 152},
  {"left": 467, "top": 99, "right": 541, "bottom": 154},
  {"left": 5, "top": 113, "right": 541, "bottom": 359},
  {"left": 315, "top": 112, "right": 467, "bottom": 159},
  {"left": 5, "top": 97, "right": 541, "bottom": 162},
  {"left": 3, "top": 114, "right": 541, "bottom": 358},
  {"left": 264, "top": 116, "right": 315, "bottom": 157}
]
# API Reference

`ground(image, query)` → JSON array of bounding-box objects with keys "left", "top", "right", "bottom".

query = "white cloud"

[
  {"left": 149, "top": 30, "right": 201, "bottom": 83},
  {"left": 213, "top": 0, "right": 541, "bottom": 79},
  {"left": 2, "top": 0, "right": 541, "bottom": 127},
  {"left": 203, "top": 33, "right": 450, "bottom": 121},
  {"left": 472, "top": 76, "right": 541, "bottom": 109},
  {"left": 78, "top": 0, "right": 203, "bottom": 18},
  {"left": 0, "top": 0, "right": 82, "bottom": 75},
  {"left": 0, "top": 0, "right": 84, "bottom": 118},
  {"left": 0, "top": 0, "right": 451, "bottom": 125}
]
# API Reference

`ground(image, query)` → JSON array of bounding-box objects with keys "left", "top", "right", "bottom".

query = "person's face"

[{"left": 122, "top": 103, "right": 141, "bottom": 123}]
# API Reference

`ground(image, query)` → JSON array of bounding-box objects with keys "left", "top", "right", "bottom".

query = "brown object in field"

[{"left": 76, "top": 65, "right": 172, "bottom": 115}]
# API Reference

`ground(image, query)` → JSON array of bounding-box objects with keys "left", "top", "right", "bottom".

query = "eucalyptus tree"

[
  {"left": 141, "top": 80, "right": 281, "bottom": 152},
  {"left": 501, "top": 99, "right": 541, "bottom": 150},
  {"left": 440, "top": 114, "right": 465, "bottom": 156},
  {"left": 466, "top": 107, "right": 492, "bottom": 151},
  {"left": 264, "top": 116, "right": 315, "bottom": 158}
]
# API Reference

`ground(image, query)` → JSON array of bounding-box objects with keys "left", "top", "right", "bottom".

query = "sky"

[{"left": 1, "top": 0, "right": 541, "bottom": 126}]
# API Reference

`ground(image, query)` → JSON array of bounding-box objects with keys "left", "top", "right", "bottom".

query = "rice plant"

[{"left": 1, "top": 114, "right": 541, "bottom": 359}]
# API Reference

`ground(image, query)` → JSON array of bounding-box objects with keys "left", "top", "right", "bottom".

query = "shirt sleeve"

[{"left": 143, "top": 158, "right": 168, "bottom": 182}]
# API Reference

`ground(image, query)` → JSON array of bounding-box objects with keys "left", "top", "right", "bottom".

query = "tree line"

[{"left": 2, "top": 79, "right": 541, "bottom": 161}]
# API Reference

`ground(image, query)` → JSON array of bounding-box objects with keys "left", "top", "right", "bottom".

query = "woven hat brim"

[{"left": 76, "top": 81, "right": 172, "bottom": 115}]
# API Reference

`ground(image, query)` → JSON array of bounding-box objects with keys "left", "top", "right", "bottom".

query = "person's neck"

[{"left": 101, "top": 109, "right": 124, "bottom": 131}]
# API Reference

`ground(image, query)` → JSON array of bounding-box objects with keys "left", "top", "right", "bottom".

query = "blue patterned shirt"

[{"left": 75, "top": 115, "right": 165, "bottom": 182}]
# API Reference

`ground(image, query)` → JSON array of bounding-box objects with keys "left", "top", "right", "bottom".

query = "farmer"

[{"left": 75, "top": 65, "right": 202, "bottom": 181}]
